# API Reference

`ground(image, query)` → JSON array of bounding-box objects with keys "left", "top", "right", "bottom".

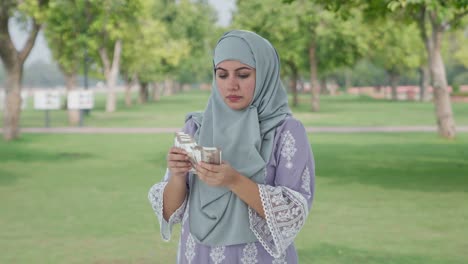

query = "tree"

[
  {"left": 234, "top": 0, "right": 308, "bottom": 107},
  {"left": 150, "top": 0, "right": 219, "bottom": 95},
  {"left": 393, "top": 0, "right": 467, "bottom": 138},
  {"left": 452, "top": 28, "right": 468, "bottom": 68},
  {"left": 443, "top": 23, "right": 468, "bottom": 90},
  {"left": 170, "top": 0, "right": 220, "bottom": 86},
  {"left": 119, "top": 0, "right": 190, "bottom": 104},
  {"left": 0, "top": 0, "right": 49, "bottom": 140},
  {"left": 292, "top": 0, "right": 467, "bottom": 138},
  {"left": 367, "top": 19, "right": 423, "bottom": 100},
  {"left": 44, "top": 0, "right": 89, "bottom": 125},
  {"left": 86, "top": 0, "right": 142, "bottom": 113},
  {"left": 237, "top": 0, "right": 366, "bottom": 111}
]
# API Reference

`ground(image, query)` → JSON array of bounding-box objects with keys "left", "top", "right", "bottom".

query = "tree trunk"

[
  {"left": 289, "top": 75, "right": 298, "bottom": 107},
  {"left": 309, "top": 40, "right": 320, "bottom": 112},
  {"left": 174, "top": 82, "right": 181, "bottom": 93},
  {"left": 99, "top": 39, "right": 122, "bottom": 113},
  {"left": 345, "top": 69, "right": 352, "bottom": 91},
  {"left": 0, "top": 13, "right": 41, "bottom": 140},
  {"left": 320, "top": 78, "right": 327, "bottom": 95},
  {"left": 64, "top": 72, "right": 80, "bottom": 126},
  {"left": 124, "top": 81, "right": 133, "bottom": 107},
  {"left": 164, "top": 78, "right": 173, "bottom": 96},
  {"left": 287, "top": 61, "right": 298, "bottom": 107},
  {"left": 152, "top": 82, "right": 161, "bottom": 102},
  {"left": 3, "top": 65, "right": 22, "bottom": 140},
  {"left": 418, "top": 64, "right": 430, "bottom": 102},
  {"left": 389, "top": 71, "right": 399, "bottom": 101},
  {"left": 139, "top": 82, "right": 149, "bottom": 104},
  {"left": 418, "top": 8, "right": 456, "bottom": 138},
  {"left": 124, "top": 73, "right": 136, "bottom": 107},
  {"left": 430, "top": 30, "right": 456, "bottom": 138}
]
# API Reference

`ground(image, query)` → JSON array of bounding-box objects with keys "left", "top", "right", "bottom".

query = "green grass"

[
  {"left": 292, "top": 94, "right": 468, "bottom": 126},
  {"left": 4, "top": 90, "right": 468, "bottom": 128},
  {"left": 1, "top": 133, "right": 467, "bottom": 263}
]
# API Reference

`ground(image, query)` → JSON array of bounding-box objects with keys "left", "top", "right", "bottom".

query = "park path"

[{"left": 1, "top": 126, "right": 468, "bottom": 134}]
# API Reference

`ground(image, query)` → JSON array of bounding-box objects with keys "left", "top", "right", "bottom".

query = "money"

[
  {"left": 201, "top": 147, "right": 222, "bottom": 164},
  {"left": 174, "top": 132, "right": 222, "bottom": 172}
]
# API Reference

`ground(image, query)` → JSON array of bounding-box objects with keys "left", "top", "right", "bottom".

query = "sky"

[{"left": 9, "top": 0, "right": 235, "bottom": 66}]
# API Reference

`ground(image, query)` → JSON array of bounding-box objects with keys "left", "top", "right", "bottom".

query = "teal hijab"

[{"left": 188, "top": 30, "right": 291, "bottom": 246}]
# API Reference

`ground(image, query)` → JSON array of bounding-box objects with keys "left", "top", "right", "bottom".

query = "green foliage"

[
  {"left": 308, "top": 4, "right": 367, "bottom": 74},
  {"left": 442, "top": 26, "right": 468, "bottom": 86},
  {"left": 388, "top": 0, "right": 468, "bottom": 27},
  {"left": 347, "top": 59, "right": 388, "bottom": 86},
  {"left": 44, "top": 0, "right": 87, "bottom": 75},
  {"left": 367, "top": 19, "right": 423, "bottom": 77},
  {"left": 84, "top": 0, "right": 143, "bottom": 75},
  {"left": 120, "top": 0, "right": 190, "bottom": 84},
  {"left": 233, "top": 0, "right": 308, "bottom": 78},
  {"left": 452, "top": 71, "right": 468, "bottom": 89},
  {"left": 313, "top": 8, "right": 368, "bottom": 75},
  {"left": 162, "top": 0, "right": 220, "bottom": 84},
  {"left": 119, "top": 0, "right": 219, "bottom": 85},
  {"left": 234, "top": 0, "right": 367, "bottom": 79},
  {"left": 450, "top": 24, "right": 468, "bottom": 68},
  {"left": 44, "top": 0, "right": 145, "bottom": 82},
  {"left": 17, "top": 0, "right": 50, "bottom": 23}
]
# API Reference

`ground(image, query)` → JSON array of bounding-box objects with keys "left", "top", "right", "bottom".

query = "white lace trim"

[
  {"left": 181, "top": 200, "right": 189, "bottom": 233},
  {"left": 272, "top": 253, "right": 287, "bottom": 264},
  {"left": 301, "top": 166, "right": 311, "bottom": 195},
  {"left": 249, "top": 185, "right": 308, "bottom": 258},
  {"left": 210, "top": 246, "right": 226, "bottom": 264},
  {"left": 280, "top": 130, "right": 297, "bottom": 169},
  {"left": 185, "top": 233, "right": 196, "bottom": 264},
  {"left": 241, "top": 243, "right": 258, "bottom": 264},
  {"left": 148, "top": 182, "right": 187, "bottom": 241}
]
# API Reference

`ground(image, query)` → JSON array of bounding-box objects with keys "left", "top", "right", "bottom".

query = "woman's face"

[{"left": 215, "top": 60, "right": 256, "bottom": 111}]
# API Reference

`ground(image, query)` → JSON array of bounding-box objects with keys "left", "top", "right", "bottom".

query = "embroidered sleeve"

[
  {"left": 147, "top": 118, "right": 197, "bottom": 241},
  {"left": 249, "top": 120, "right": 315, "bottom": 258},
  {"left": 148, "top": 170, "right": 188, "bottom": 241},
  {"left": 249, "top": 185, "right": 308, "bottom": 258}
]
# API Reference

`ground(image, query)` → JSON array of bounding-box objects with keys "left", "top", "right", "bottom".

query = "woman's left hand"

[{"left": 195, "top": 161, "right": 240, "bottom": 189}]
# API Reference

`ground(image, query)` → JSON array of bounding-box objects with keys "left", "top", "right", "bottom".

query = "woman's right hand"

[{"left": 167, "top": 147, "right": 192, "bottom": 178}]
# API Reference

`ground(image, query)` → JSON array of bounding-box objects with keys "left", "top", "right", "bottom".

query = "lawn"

[
  {"left": 1, "top": 133, "right": 467, "bottom": 263},
  {"left": 3, "top": 90, "right": 468, "bottom": 128}
]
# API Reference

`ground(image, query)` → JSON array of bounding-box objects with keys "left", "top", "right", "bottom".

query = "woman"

[{"left": 148, "top": 30, "right": 315, "bottom": 263}]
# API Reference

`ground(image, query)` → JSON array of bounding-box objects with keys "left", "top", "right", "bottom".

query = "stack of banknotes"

[{"left": 174, "top": 132, "right": 222, "bottom": 172}]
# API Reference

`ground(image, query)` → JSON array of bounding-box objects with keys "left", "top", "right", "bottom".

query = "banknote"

[
  {"left": 174, "top": 132, "right": 222, "bottom": 172},
  {"left": 201, "top": 147, "right": 222, "bottom": 164}
]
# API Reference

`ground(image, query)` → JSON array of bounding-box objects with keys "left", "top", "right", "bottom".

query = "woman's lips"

[{"left": 226, "top": 95, "right": 242, "bottom": 102}]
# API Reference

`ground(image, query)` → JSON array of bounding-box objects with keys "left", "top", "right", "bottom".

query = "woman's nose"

[{"left": 227, "top": 76, "right": 239, "bottom": 90}]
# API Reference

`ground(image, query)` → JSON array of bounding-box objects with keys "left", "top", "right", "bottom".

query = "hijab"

[{"left": 187, "top": 30, "right": 291, "bottom": 246}]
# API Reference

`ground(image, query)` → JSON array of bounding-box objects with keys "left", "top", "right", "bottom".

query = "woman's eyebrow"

[{"left": 215, "top": 66, "right": 253, "bottom": 71}]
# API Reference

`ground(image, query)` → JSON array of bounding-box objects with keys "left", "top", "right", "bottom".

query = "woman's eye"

[
  {"left": 238, "top": 74, "right": 250, "bottom": 79},
  {"left": 217, "top": 74, "right": 228, "bottom": 79}
]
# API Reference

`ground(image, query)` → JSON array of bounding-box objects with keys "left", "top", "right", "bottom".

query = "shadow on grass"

[
  {"left": 1, "top": 135, "right": 95, "bottom": 163},
  {"left": 0, "top": 145, "right": 95, "bottom": 186},
  {"left": 0, "top": 168, "right": 21, "bottom": 186},
  {"left": 0, "top": 145, "right": 95, "bottom": 163},
  {"left": 298, "top": 243, "right": 463, "bottom": 264},
  {"left": 314, "top": 141, "right": 468, "bottom": 193}
]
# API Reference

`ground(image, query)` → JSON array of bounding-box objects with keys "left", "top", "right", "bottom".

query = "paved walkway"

[{"left": 1, "top": 126, "right": 467, "bottom": 134}]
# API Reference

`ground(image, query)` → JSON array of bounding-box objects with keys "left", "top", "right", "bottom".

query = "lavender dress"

[{"left": 148, "top": 117, "right": 315, "bottom": 264}]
